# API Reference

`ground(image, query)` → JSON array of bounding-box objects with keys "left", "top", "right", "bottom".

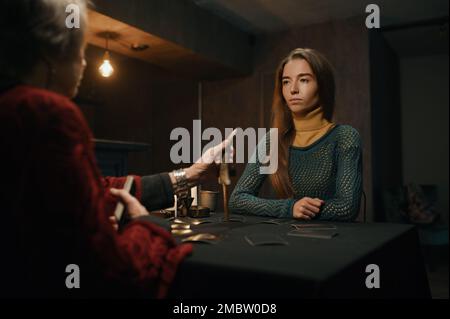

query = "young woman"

[
  {"left": 0, "top": 0, "right": 230, "bottom": 298},
  {"left": 229, "top": 48, "right": 363, "bottom": 221}
]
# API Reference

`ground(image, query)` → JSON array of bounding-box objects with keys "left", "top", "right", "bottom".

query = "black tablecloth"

[{"left": 166, "top": 214, "right": 430, "bottom": 298}]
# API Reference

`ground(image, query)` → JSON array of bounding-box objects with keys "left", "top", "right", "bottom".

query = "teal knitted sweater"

[{"left": 229, "top": 125, "right": 363, "bottom": 221}]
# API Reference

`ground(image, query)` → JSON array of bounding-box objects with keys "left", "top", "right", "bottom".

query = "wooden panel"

[
  {"left": 201, "top": 76, "right": 261, "bottom": 209},
  {"left": 150, "top": 79, "right": 199, "bottom": 175}
]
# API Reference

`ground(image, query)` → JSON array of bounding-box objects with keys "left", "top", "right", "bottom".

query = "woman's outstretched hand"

[
  {"left": 182, "top": 129, "right": 237, "bottom": 185},
  {"left": 293, "top": 197, "right": 324, "bottom": 220}
]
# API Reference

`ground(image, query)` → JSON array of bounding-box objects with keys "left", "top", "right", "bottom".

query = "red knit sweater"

[{"left": 0, "top": 85, "right": 192, "bottom": 298}]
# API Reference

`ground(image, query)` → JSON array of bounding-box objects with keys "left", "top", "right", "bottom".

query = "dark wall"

[
  {"left": 77, "top": 45, "right": 199, "bottom": 176},
  {"left": 400, "top": 54, "right": 449, "bottom": 225},
  {"left": 369, "top": 30, "right": 403, "bottom": 221}
]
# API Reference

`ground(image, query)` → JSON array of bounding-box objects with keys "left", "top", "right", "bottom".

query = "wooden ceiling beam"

[{"left": 87, "top": 0, "right": 253, "bottom": 79}]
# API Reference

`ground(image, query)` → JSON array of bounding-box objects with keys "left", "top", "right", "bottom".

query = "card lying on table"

[
  {"left": 181, "top": 233, "right": 220, "bottom": 244},
  {"left": 291, "top": 223, "right": 337, "bottom": 230},
  {"left": 287, "top": 229, "right": 338, "bottom": 239},
  {"left": 221, "top": 216, "right": 246, "bottom": 223},
  {"left": 245, "top": 234, "right": 288, "bottom": 246},
  {"left": 258, "top": 219, "right": 289, "bottom": 225}
]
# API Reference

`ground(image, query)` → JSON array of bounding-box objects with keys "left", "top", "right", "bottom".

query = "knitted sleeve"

[
  {"left": 229, "top": 134, "right": 295, "bottom": 218},
  {"left": 318, "top": 127, "right": 363, "bottom": 221}
]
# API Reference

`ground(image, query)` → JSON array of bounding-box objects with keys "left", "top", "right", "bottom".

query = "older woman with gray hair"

[{"left": 0, "top": 0, "right": 230, "bottom": 298}]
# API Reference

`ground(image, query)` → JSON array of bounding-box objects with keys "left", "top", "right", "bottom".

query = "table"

[{"left": 166, "top": 214, "right": 431, "bottom": 298}]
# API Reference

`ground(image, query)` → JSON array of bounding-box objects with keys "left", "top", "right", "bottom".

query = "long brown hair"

[{"left": 269, "top": 48, "right": 336, "bottom": 198}]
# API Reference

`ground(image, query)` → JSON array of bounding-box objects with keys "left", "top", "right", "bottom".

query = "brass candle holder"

[{"left": 219, "top": 162, "right": 231, "bottom": 221}]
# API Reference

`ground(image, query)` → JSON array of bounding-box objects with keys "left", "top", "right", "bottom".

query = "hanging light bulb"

[
  {"left": 99, "top": 51, "right": 114, "bottom": 77},
  {"left": 99, "top": 33, "right": 114, "bottom": 77}
]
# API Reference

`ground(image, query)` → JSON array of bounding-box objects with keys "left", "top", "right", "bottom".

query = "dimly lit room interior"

[{"left": 0, "top": 0, "right": 448, "bottom": 302}]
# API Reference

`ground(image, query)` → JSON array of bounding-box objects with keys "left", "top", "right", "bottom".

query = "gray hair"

[{"left": 0, "top": 0, "right": 89, "bottom": 79}]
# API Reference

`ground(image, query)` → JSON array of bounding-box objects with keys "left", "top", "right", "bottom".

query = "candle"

[
  {"left": 191, "top": 186, "right": 198, "bottom": 206},
  {"left": 174, "top": 195, "right": 178, "bottom": 218}
]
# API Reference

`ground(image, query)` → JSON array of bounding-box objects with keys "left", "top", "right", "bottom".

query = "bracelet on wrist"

[{"left": 172, "top": 168, "right": 189, "bottom": 200}]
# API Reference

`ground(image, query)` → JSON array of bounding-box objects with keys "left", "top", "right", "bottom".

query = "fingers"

[
  {"left": 109, "top": 215, "right": 118, "bottom": 231},
  {"left": 213, "top": 151, "right": 222, "bottom": 164},
  {"left": 297, "top": 205, "right": 316, "bottom": 217},
  {"left": 212, "top": 145, "right": 234, "bottom": 164},
  {"left": 295, "top": 211, "right": 311, "bottom": 220},
  {"left": 314, "top": 197, "right": 325, "bottom": 205},
  {"left": 302, "top": 202, "right": 320, "bottom": 213},
  {"left": 198, "top": 129, "right": 237, "bottom": 165},
  {"left": 293, "top": 203, "right": 313, "bottom": 220},
  {"left": 227, "top": 145, "right": 234, "bottom": 162},
  {"left": 110, "top": 187, "right": 141, "bottom": 215},
  {"left": 215, "top": 130, "right": 236, "bottom": 162},
  {"left": 223, "top": 129, "right": 237, "bottom": 148},
  {"left": 200, "top": 144, "right": 224, "bottom": 164},
  {"left": 110, "top": 188, "right": 136, "bottom": 205},
  {"left": 304, "top": 197, "right": 324, "bottom": 207},
  {"left": 293, "top": 197, "right": 325, "bottom": 220},
  {"left": 110, "top": 188, "right": 149, "bottom": 219},
  {"left": 223, "top": 130, "right": 236, "bottom": 163},
  {"left": 297, "top": 213, "right": 311, "bottom": 220}
]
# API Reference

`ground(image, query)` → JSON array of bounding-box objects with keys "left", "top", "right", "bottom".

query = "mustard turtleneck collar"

[
  {"left": 292, "top": 106, "right": 335, "bottom": 147},
  {"left": 292, "top": 105, "right": 331, "bottom": 131}
]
